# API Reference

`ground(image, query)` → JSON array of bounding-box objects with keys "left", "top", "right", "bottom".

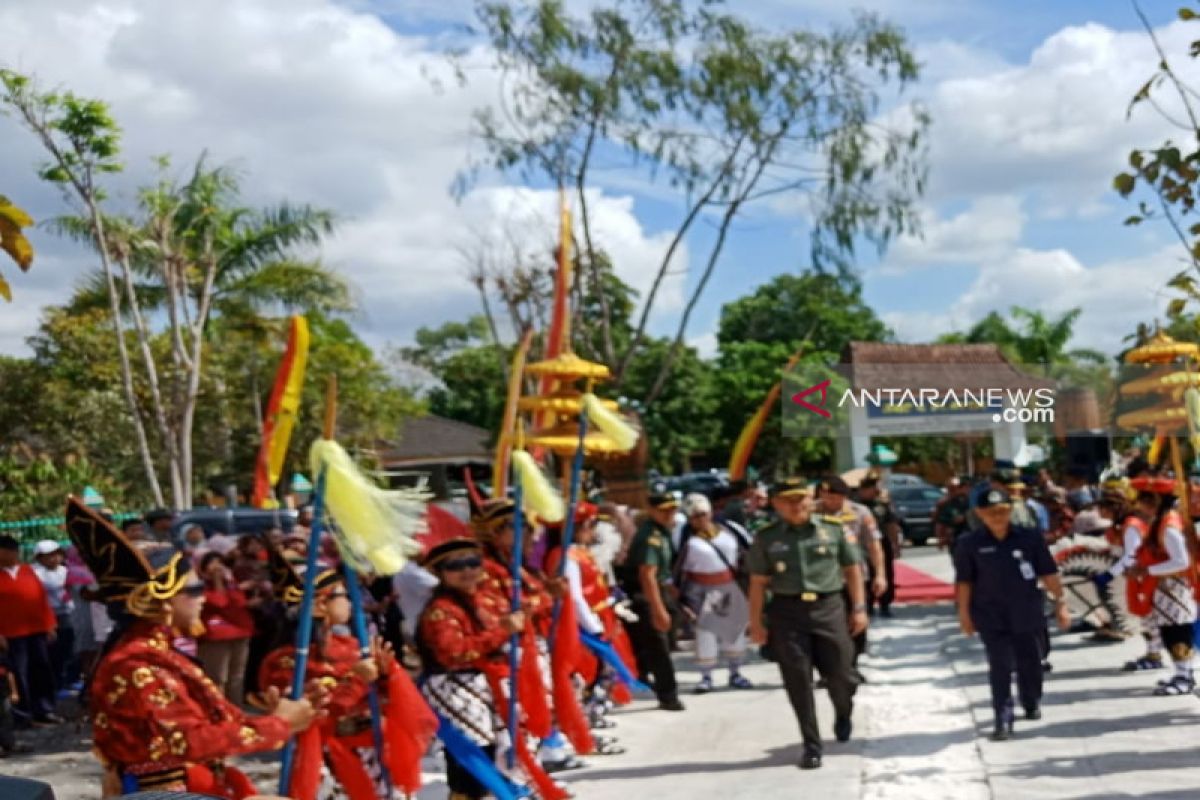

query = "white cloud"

[
  {"left": 885, "top": 195, "right": 1025, "bottom": 270},
  {"left": 886, "top": 243, "right": 1186, "bottom": 355},
  {"left": 0, "top": 0, "right": 683, "bottom": 356},
  {"left": 920, "top": 21, "right": 1200, "bottom": 210},
  {"left": 688, "top": 331, "right": 717, "bottom": 360}
]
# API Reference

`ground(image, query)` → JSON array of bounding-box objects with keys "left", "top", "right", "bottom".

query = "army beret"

[
  {"left": 770, "top": 477, "right": 811, "bottom": 499},
  {"left": 977, "top": 488, "right": 1011, "bottom": 509},
  {"left": 818, "top": 475, "right": 850, "bottom": 496}
]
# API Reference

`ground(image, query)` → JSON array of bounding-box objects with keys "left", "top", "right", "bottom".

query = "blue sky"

[{"left": 0, "top": 0, "right": 1193, "bottom": 360}]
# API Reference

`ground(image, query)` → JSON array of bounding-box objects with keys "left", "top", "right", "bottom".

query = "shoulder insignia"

[{"left": 648, "top": 536, "right": 663, "bottom": 547}]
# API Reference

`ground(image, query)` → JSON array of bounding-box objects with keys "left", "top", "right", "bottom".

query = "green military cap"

[
  {"left": 647, "top": 490, "right": 679, "bottom": 510},
  {"left": 770, "top": 477, "right": 812, "bottom": 499},
  {"left": 817, "top": 474, "right": 850, "bottom": 496}
]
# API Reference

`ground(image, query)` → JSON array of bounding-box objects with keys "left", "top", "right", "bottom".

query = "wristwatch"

[{"left": 852, "top": 603, "right": 867, "bottom": 613}]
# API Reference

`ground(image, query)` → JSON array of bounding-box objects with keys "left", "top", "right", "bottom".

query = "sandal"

[
  {"left": 592, "top": 736, "right": 626, "bottom": 756},
  {"left": 1124, "top": 656, "right": 1165, "bottom": 672},
  {"left": 1153, "top": 676, "right": 1195, "bottom": 696}
]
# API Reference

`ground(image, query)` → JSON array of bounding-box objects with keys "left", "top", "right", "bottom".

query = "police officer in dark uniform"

[
  {"left": 617, "top": 490, "right": 685, "bottom": 711},
  {"left": 747, "top": 478, "right": 867, "bottom": 770},
  {"left": 954, "top": 488, "right": 1070, "bottom": 741}
]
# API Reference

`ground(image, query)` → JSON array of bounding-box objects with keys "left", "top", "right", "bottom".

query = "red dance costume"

[
  {"left": 90, "top": 621, "right": 288, "bottom": 798},
  {"left": 259, "top": 632, "right": 436, "bottom": 800}
]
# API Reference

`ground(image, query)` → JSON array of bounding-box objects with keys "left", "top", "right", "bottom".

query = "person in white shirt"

[
  {"left": 678, "top": 493, "right": 752, "bottom": 693},
  {"left": 32, "top": 540, "right": 75, "bottom": 694}
]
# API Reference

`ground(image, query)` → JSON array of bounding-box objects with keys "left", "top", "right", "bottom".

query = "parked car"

[
  {"left": 889, "top": 485, "right": 945, "bottom": 546},
  {"left": 0, "top": 776, "right": 55, "bottom": 800},
  {"left": 886, "top": 472, "right": 935, "bottom": 491},
  {"left": 170, "top": 507, "right": 298, "bottom": 543}
]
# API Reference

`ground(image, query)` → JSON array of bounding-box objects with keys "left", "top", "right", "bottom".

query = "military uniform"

[
  {"left": 859, "top": 487, "right": 899, "bottom": 615},
  {"left": 936, "top": 492, "right": 971, "bottom": 551},
  {"left": 616, "top": 501, "right": 680, "bottom": 707},
  {"left": 747, "top": 481, "right": 862, "bottom": 759}
]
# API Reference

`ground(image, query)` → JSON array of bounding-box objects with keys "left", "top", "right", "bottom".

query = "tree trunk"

[
  {"left": 118, "top": 255, "right": 184, "bottom": 507},
  {"left": 87, "top": 203, "right": 166, "bottom": 507}
]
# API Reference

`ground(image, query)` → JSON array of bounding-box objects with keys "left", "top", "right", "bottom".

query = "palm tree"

[{"left": 51, "top": 157, "right": 349, "bottom": 507}]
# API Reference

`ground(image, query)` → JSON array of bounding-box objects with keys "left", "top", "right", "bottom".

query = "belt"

[
  {"left": 335, "top": 714, "right": 373, "bottom": 738},
  {"left": 685, "top": 570, "right": 735, "bottom": 586},
  {"left": 773, "top": 590, "right": 840, "bottom": 602}
]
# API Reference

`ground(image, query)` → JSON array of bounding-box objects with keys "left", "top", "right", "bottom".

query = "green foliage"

[
  {"left": 0, "top": 69, "right": 123, "bottom": 198},
  {"left": 465, "top": 0, "right": 928, "bottom": 393},
  {"left": 716, "top": 271, "right": 891, "bottom": 351},
  {"left": 1114, "top": 6, "right": 1200, "bottom": 320},
  {"left": 0, "top": 450, "right": 131, "bottom": 522},
  {"left": 618, "top": 337, "right": 719, "bottom": 472},
  {"left": 402, "top": 316, "right": 507, "bottom": 435},
  {"left": 939, "top": 306, "right": 1107, "bottom": 373}
]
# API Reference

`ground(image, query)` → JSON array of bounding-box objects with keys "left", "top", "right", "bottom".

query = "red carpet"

[{"left": 893, "top": 561, "right": 956, "bottom": 604}]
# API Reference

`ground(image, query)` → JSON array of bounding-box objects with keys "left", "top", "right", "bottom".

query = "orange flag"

[{"left": 252, "top": 316, "right": 310, "bottom": 508}]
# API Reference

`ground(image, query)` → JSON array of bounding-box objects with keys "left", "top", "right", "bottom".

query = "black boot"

[
  {"left": 991, "top": 700, "right": 1015, "bottom": 741},
  {"left": 799, "top": 745, "right": 822, "bottom": 769}
]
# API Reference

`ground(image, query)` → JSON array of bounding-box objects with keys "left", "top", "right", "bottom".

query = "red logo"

[{"left": 791, "top": 379, "right": 832, "bottom": 418}]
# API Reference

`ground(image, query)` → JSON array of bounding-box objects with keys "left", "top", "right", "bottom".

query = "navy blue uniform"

[{"left": 954, "top": 525, "right": 1058, "bottom": 717}]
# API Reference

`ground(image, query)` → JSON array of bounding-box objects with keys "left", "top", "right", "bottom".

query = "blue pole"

[
  {"left": 507, "top": 479, "right": 525, "bottom": 771},
  {"left": 549, "top": 411, "right": 589, "bottom": 642},
  {"left": 343, "top": 561, "right": 393, "bottom": 797},
  {"left": 279, "top": 468, "right": 328, "bottom": 796}
]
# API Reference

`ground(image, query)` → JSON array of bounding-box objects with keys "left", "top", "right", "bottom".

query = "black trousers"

[
  {"left": 626, "top": 597, "right": 678, "bottom": 702},
  {"left": 876, "top": 537, "right": 896, "bottom": 612},
  {"left": 843, "top": 587, "right": 866, "bottom": 664},
  {"left": 767, "top": 594, "right": 856, "bottom": 752},
  {"left": 0, "top": 695, "right": 14, "bottom": 751},
  {"left": 50, "top": 614, "right": 76, "bottom": 688},
  {"left": 446, "top": 743, "right": 496, "bottom": 798},
  {"left": 7, "top": 633, "right": 55, "bottom": 722},
  {"left": 980, "top": 628, "right": 1044, "bottom": 717}
]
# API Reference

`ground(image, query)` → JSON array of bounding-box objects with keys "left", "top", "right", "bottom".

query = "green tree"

[
  {"left": 712, "top": 271, "right": 891, "bottom": 477},
  {"left": 1113, "top": 5, "right": 1200, "bottom": 323},
  {"left": 401, "top": 315, "right": 507, "bottom": 433},
  {"left": 937, "top": 306, "right": 1106, "bottom": 373},
  {"left": 0, "top": 194, "right": 34, "bottom": 301},
  {"left": 1, "top": 70, "right": 347, "bottom": 507},
  {"left": 464, "top": 0, "right": 929, "bottom": 401}
]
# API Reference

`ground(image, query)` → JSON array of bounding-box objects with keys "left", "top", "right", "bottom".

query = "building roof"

[
  {"left": 378, "top": 415, "right": 492, "bottom": 468},
  {"left": 841, "top": 342, "right": 1056, "bottom": 391}
]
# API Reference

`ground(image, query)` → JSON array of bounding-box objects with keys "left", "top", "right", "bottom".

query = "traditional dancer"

[
  {"left": 259, "top": 548, "right": 436, "bottom": 800},
  {"left": 1122, "top": 479, "right": 1198, "bottom": 695},
  {"left": 543, "top": 501, "right": 631, "bottom": 752},
  {"left": 417, "top": 537, "right": 565, "bottom": 800},
  {"left": 65, "top": 498, "right": 315, "bottom": 798},
  {"left": 1095, "top": 486, "right": 1167, "bottom": 672}
]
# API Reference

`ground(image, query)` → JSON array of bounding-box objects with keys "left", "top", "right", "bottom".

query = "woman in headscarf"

[{"left": 65, "top": 498, "right": 315, "bottom": 799}]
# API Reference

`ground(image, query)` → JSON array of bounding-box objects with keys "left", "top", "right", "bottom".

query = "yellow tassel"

[
  {"left": 1148, "top": 429, "right": 1166, "bottom": 466},
  {"left": 512, "top": 449, "right": 565, "bottom": 523},
  {"left": 582, "top": 393, "right": 639, "bottom": 452},
  {"left": 1187, "top": 387, "right": 1200, "bottom": 453},
  {"left": 311, "top": 439, "right": 428, "bottom": 576}
]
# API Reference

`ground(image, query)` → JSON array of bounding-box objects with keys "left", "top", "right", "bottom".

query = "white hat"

[
  {"left": 34, "top": 539, "right": 62, "bottom": 556},
  {"left": 682, "top": 493, "right": 712, "bottom": 517}
]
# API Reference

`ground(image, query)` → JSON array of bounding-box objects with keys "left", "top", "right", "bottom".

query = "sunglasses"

[
  {"left": 181, "top": 584, "right": 206, "bottom": 598},
  {"left": 442, "top": 556, "right": 484, "bottom": 573}
]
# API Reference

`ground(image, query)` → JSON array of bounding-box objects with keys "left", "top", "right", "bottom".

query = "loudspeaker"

[
  {"left": 1065, "top": 432, "right": 1111, "bottom": 482},
  {"left": 0, "top": 776, "right": 55, "bottom": 800}
]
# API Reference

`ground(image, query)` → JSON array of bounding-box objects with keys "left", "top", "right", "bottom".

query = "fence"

[{"left": 0, "top": 513, "right": 139, "bottom": 559}]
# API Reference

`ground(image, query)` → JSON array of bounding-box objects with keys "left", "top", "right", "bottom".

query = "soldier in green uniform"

[
  {"left": 747, "top": 478, "right": 867, "bottom": 770},
  {"left": 617, "top": 490, "right": 685, "bottom": 711}
]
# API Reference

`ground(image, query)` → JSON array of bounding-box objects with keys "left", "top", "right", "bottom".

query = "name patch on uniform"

[
  {"left": 845, "top": 533, "right": 858, "bottom": 545},
  {"left": 979, "top": 546, "right": 996, "bottom": 553},
  {"left": 768, "top": 541, "right": 789, "bottom": 554}
]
